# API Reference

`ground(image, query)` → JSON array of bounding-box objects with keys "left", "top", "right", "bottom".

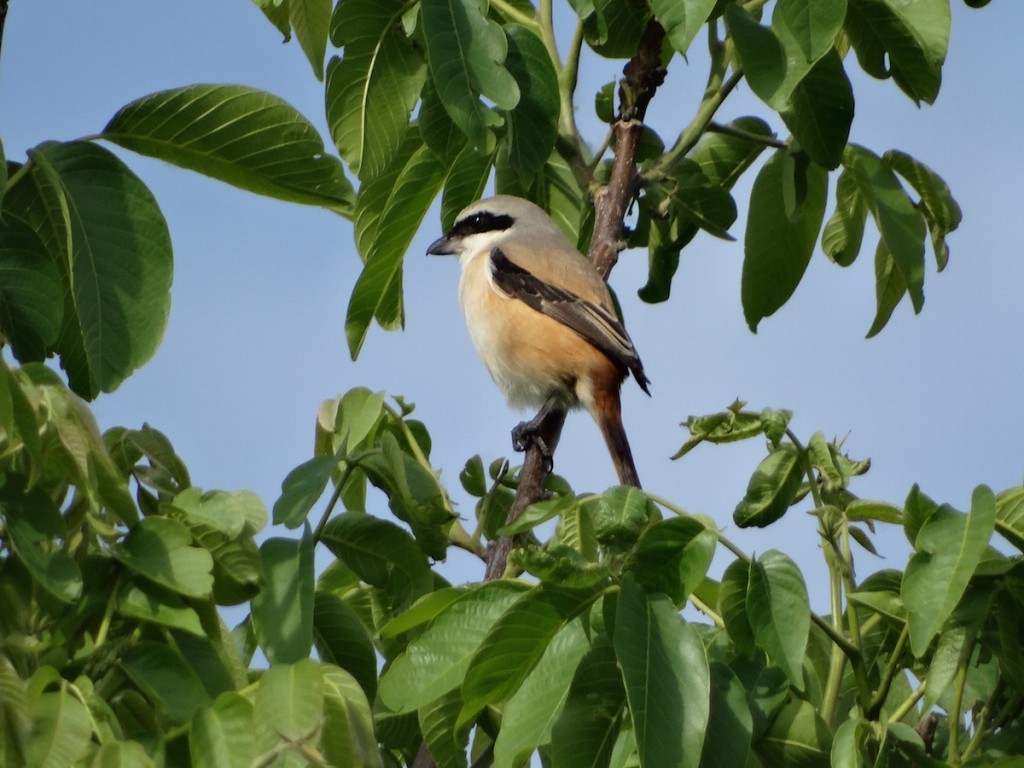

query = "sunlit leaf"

[
  {"left": 113, "top": 517, "right": 214, "bottom": 598},
  {"left": 25, "top": 689, "right": 92, "bottom": 768},
  {"left": 289, "top": 0, "right": 331, "bottom": 80},
  {"left": 902, "top": 485, "right": 996, "bottom": 656},
  {"left": 776, "top": 0, "right": 847, "bottom": 61},
  {"left": 614, "top": 577, "right": 710, "bottom": 768},
  {"left": 421, "top": 0, "right": 520, "bottom": 149},
  {"left": 378, "top": 581, "right": 529, "bottom": 713},
  {"left": 326, "top": 0, "right": 427, "bottom": 180},
  {"left": 189, "top": 693, "right": 254, "bottom": 768},
  {"left": 733, "top": 445, "right": 804, "bottom": 528},
  {"left": 651, "top": 0, "right": 716, "bottom": 56},
  {"left": 493, "top": 621, "right": 589, "bottom": 768},
  {"left": 104, "top": 84, "right": 353, "bottom": 213},
  {"left": 747, "top": 550, "right": 810, "bottom": 690}
]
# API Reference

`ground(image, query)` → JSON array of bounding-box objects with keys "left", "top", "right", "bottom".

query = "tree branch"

[{"left": 483, "top": 19, "right": 667, "bottom": 581}]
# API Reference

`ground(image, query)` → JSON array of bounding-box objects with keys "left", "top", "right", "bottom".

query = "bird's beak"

[{"left": 426, "top": 235, "right": 456, "bottom": 256}]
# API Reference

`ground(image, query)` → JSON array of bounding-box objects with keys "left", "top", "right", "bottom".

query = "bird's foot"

[{"left": 511, "top": 420, "right": 554, "bottom": 473}]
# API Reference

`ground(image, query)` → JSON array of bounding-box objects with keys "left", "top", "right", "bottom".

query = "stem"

[
  {"left": 311, "top": 468, "right": 349, "bottom": 545},
  {"left": 94, "top": 574, "right": 121, "bottom": 648},
  {"left": 887, "top": 680, "right": 927, "bottom": 725},
  {"left": 707, "top": 121, "right": 786, "bottom": 148},
  {"left": 489, "top": 0, "right": 538, "bottom": 30},
  {"left": 689, "top": 593, "right": 724, "bottom": 629},
  {"left": 948, "top": 652, "right": 970, "bottom": 763},
  {"left": 867, "top": 624, "right": 909, "bottom": 718},
  {"left": 961, "top": 679, "right": 1005, "bottom": 762}
]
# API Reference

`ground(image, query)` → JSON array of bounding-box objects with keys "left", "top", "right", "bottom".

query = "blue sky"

[{"left": 2, "top": 1, "right": 1021, "bottom": 607}]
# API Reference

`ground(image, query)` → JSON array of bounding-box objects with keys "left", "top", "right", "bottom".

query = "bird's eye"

[{"left": 453, "top": 211, "right": 514, "bottom": 238}]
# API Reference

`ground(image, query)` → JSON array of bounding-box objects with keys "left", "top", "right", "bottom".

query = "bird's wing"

[{"left": 490, "top": 248, "right": 650, "bottom": 393}]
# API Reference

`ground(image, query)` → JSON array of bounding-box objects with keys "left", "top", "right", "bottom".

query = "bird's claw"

[{"left": 511, "top": 421, "right": 554, "bottom": 473}]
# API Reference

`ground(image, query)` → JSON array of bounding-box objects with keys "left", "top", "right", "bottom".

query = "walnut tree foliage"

[{"left": 1, "top": 0, "right": 1022, "bottom": 766}]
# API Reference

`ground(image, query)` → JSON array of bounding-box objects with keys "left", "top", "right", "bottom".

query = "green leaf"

[
  {"left": 844, "top": 0, "right": 950, "bottom": 105},
  {"left": 121, "top": 642, "right": 210, "bottom": 724},
  {"left": 88, "top": 741, "right": 155, "bottom": 768},
  {"left": 273, "top": 455, "right": 337, "bottom": 528},
  {"left": 719, "top": 559, "right": 756, "bottom": 654},
  {"left": 725, "top": 6, "right": 787, "bottom": 107},
  {"left": 347, "top": 132, "right": 447, "bottom": 358},
  {"left": 320, "top": 510, "right": 433, "bottom": 608},
  {"left": 289, "top": 0, "right": 331, "bottom": 80},
  {"left": 103, "top": 84, "right": 354, "bottom": 213},
  {"left": 313, "top": 590, "right": 378, "bottom": 702},
  {"left": 902, "top": 485, "right": 996, "bottom": 656},
  {"left": 0, "top": 215, "right": 63, "bottom": 361},
  {"left": 493, "top": 620, "right": 589, "bottom": 768},
  {"left": 320, "top": 664, "right": 384, "bottom": 768},
  {"left": 665, "top": 159, "right": 738, "bottom": 241},
  {"left": 865, "top": 240, "right": 906, "bottom": 338},
  {"left": 378, "top": 581, "right": 530, "bottom": 713},
  {"left": 459, "top": 581, "right": 608, "bottom": 728},
  {"left": 883, "top": 149, "right": 961, "bottom": 271},
  {"left": 780, "top": 47, "right": 853, "bottom": 170},
  {"left": 548, "top": 639, "right": 626, "bottom": 768},
  {"left": 379, "top": 587, "right": 465, "bottom": 637},
  {"left": 625, "top": 516, "right": 717, "bottom": 605},
  {"left": 503, "top": 24, "right": 560, "bottom": 185},
  {"left": 614, "top": 577, "right": 710, "bottom": 768},
  {"left": 592, "top": 486, "right": 651, "bottom": 548},
  {"left": 821, "top": 167, "right": 869, "bottom": 266},
  {"left": 0, "top": 361, "right": 43, "bottom": 475},
  {"left": 0, "top": 655, "right": 29, "bottom": 766},
  {"left": 26, "top": 689, "right": 92, "bottom": 768},
  {"left": 903, "top": 482, "right": 938, "bottom": 546},
  {"left": 190, "top": 693, "right": 254, "bottom": 768},
  {"left": 733, "top": 445, "right": 804, "bottom": 528},
  {"left": 441, "top": 144, "right": 496, "bottom": 231},
  {"left": 741, "top": 149, "right": 828, "bottom": 331},
  {"left": 113, "top": 517, "right": 214, "bottom": 598},
  {"left": 0, "top": 481, "right": 82, "bottom": 603},
  {"left": 3, "top": 142, "right": 172, "bottom": 399},
  {"left": 511, "top": 544, "right": 610, "bottom": 588},
  {"left": 254, "top": 660, "right": 323, "bottom": 756},
  {"left": 584, "top": 0, "right": 651, "bottom": 58},
  {"left": 418, "top": 694, "right": 466, "bottom": 768},
  {"left": 118, "top": 579, "right": 204, "bottom": 636},
  {"left": 994, "top": 485, "right": 1024, "bottom": 553},
  {"left": 252, "top": 0, "right": 291, "bottom": 40},
  {"left": 326, "top": 0, "right": 427, "bottom": 180},
  {"left": 776, "top": 0, "right": 847, "bottom": 61},
  {"left": 359, "top": 432, "right": 453, "bottom": 559},
  {"left": 251, "top": 532, "right": 315, "bottom": 664},
  {"left": 747, "top": 550, "right": 811, "bottom": 690},
  {"left": 651, "top": 0, "right": 717, "bottom": 56},
  {"left": 421, "top": 0, "right": 520, "bottom": 149},
  {"left": 754, "top": 698, "right": 831, "bottom": 766},
  {"left": 845, "top": 144, "right": 926, "bottom": 314},
  {"left": 700, "top": 661, "right": 753, "bottom": 768}
]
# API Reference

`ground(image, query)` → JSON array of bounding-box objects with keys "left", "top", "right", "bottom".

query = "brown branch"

[{"left": 482, "top": 19, "right": 667, "bottom": 582}]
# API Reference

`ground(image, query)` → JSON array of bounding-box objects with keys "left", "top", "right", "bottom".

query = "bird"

[{"left": 426, "top": 194, "right": 649, "bottom": 488}]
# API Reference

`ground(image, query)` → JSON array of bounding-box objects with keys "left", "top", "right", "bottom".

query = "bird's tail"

[{"left": 594, "top": 391, "right": 641, "bottom": 488}]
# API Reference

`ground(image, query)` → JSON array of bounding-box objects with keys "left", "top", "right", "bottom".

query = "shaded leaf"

[
  {"left": 5, "top": 142, "right": 172, "bottom": 399},
  {"left": 821, "top": 167, "right": 869, "bottom": 266},
  {"left": 313, "top": 590, "right": 378, "bottom": 701},
  {"left": 121, "top": 642, "right": 209, "bottom": 724},
  {"left": 742, "top": 149, "right": 828, "bottom": 331},
  {"left": 251, "top": 532, "right": 315, "bottom": 664},
  {"left": 25, "top": 689, "right": 92, "bottom": 768},
  {"left": 0, "top": 215, "right": 63, "bottom": 361},
  {"left": 733, "top": 445, "right": 804, "bottom": 528},
  {"left": 320, "top": 510, "right": 433, "bottom": 608},
  {"left": 780, "top": 47, "right": 853, "bottom": 170},
  {"left": 503, "top": 24, "right": 560, "bottom": 185}
]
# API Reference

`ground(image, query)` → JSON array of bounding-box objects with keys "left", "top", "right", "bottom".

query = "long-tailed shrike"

[{"left": 427, "top": 195, "right": 649, "bottom": 487}]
